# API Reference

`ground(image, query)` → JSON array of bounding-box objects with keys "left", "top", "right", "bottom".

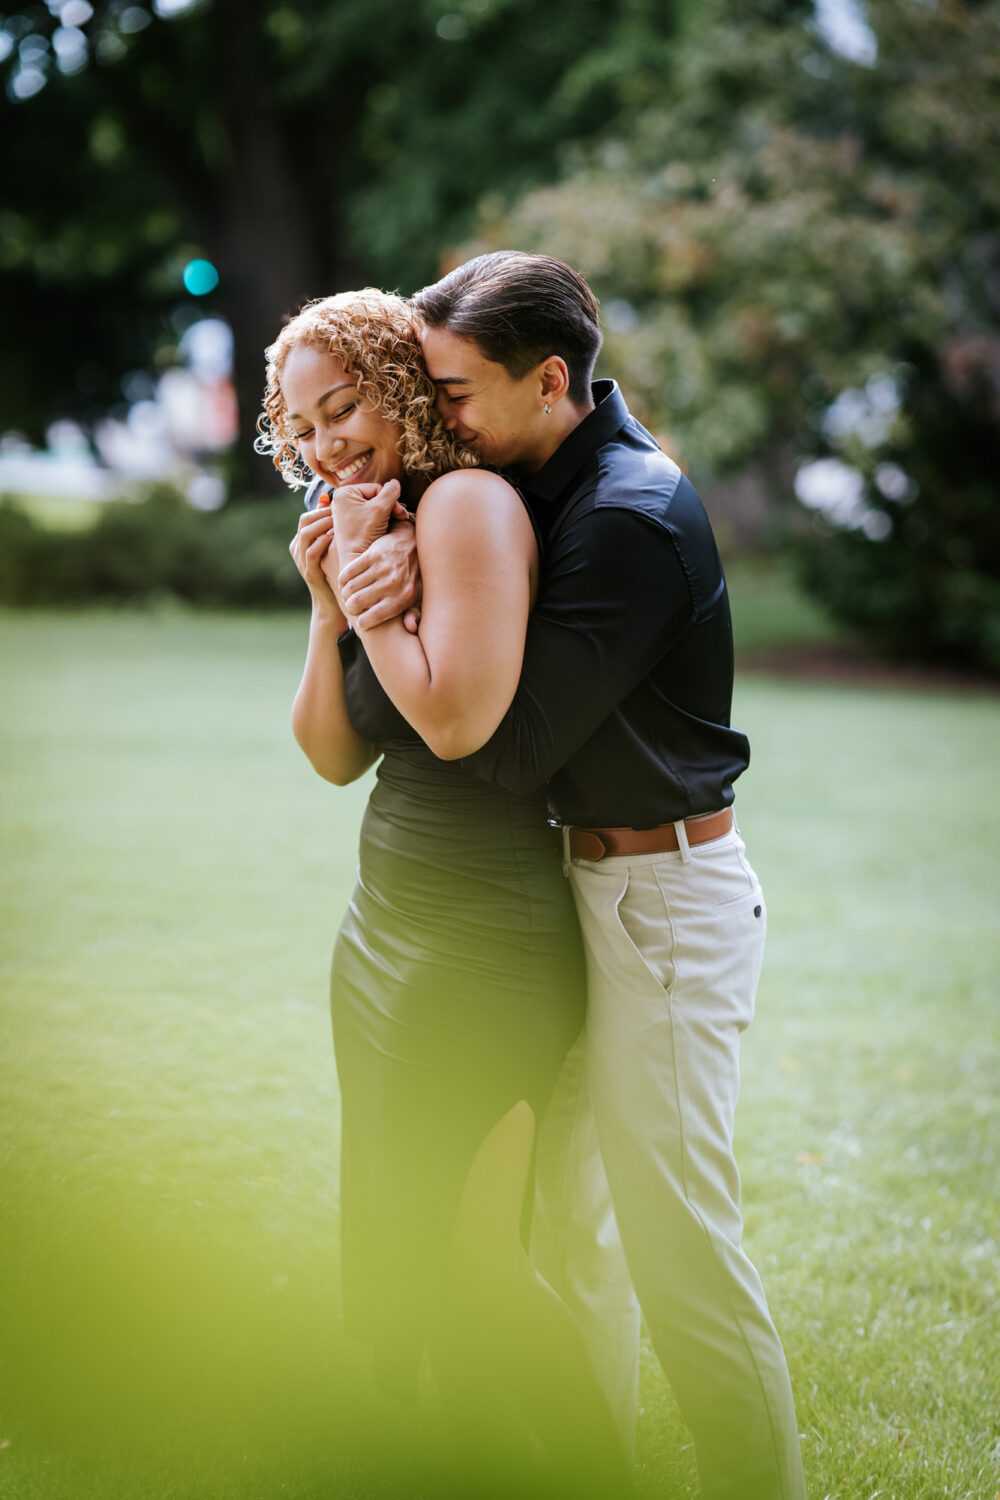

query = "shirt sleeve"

[{"left": 461, "top": 506, "right": 693, "bottom": 795}]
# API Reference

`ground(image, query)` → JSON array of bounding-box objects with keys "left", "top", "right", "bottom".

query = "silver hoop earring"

[{"left": 544, "top": 402, "right": 552, "bottom": 415}]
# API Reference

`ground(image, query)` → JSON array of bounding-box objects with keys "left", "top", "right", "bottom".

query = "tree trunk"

[{"left": 210, "top": 0, "right": 359, "bottom": 496}]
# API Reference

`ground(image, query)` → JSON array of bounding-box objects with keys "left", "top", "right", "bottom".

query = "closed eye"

[
  {"left": 293, "top": 429, "right": 313, "bottom": 442},
  {"left": 330, "top": 402, "right": 357, "bottom": 420}
]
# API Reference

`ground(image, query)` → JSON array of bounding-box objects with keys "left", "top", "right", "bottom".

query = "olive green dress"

[{"left": 332, "top": 616, "right": 585, "bottom": 1396}]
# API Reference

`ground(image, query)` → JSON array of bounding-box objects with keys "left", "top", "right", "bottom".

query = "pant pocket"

[{"left": 613, "top": 864, "right": 676, "bottom": 994}]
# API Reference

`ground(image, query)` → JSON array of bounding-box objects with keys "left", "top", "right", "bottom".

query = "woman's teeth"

[{"left": 334, "top": 451, "right": 372, "bottom": 481}]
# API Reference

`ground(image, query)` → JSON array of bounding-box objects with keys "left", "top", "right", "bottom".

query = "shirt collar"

[{"left": 516, "top": 379, "right": 630, "bottom": 501}]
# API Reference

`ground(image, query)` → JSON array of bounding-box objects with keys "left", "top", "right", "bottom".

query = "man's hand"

[
  {"left": 338, "top": 520, "right": 422, "bottom": 632},
  {"left": 332, "top": 478, "right": 410, "bottom": 564}
]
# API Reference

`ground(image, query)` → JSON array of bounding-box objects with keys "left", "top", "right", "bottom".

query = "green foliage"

[
  {"left": 725, "top": 555, "right": 845, "bottom": 654},
  {"left": 0, "top": 489, "right": 307, "bottom": 607},
  {"left": 341, "top": 0, "right": 683, "bottom": 289},
  {"left": 5, "top": 0, "right": 998, "bottom": 664},
  {"left": 0, "top": 0, "right": 683, "bottom": 487},
  {"left": 797, "top": 521, "right": 1000, "bottom": 673},
  {"left": 485, "top": 0, "right": 1000, "bottom": 673}
]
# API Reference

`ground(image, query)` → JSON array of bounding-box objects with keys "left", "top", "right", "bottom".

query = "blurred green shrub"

[
  {"left": 0, "top": 487, "right": 307, "bottom": 608},
  {"left": 481, "top": 0, "right": 1000, "bottom": 675},
  {"left": 797, "top": 522, "right": 1000, "bottom": 675}
]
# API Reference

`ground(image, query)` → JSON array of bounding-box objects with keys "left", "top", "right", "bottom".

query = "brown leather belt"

[{"left": 564, "top": 807, "right": 734, "bottom": 862}]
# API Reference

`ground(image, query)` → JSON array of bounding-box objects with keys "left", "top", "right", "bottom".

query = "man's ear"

[{"left": 538, "top": 356, "right": 571, "bottom": 405}]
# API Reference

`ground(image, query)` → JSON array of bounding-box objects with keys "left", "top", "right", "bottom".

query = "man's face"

[{"left": 420, "top": 325, "right": 549, "bottom": 471}]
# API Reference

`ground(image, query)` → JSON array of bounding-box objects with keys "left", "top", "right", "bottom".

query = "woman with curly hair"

[{"left": 258, "top": 289, "right": 623, "bottom": 1489}]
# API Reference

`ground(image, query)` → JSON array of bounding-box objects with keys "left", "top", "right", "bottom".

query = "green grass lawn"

[{"left": 1, "top": 610, "right": 998, "bottom": 1500}]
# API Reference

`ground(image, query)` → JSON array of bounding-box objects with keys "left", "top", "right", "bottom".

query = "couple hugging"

[{"left": 257, "top": 251, "right": 807, "bottom": 1500}]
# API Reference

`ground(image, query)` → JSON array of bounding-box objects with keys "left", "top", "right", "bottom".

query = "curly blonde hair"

[{"left": 255, "top": 287, "right": 477, "bottom": 489}]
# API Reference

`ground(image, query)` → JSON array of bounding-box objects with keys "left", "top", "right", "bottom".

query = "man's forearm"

[
  {"left": 462, "top": 510, "right": 692, "bottom": 794},
  {"left": 338, "top": 522, "right": 422, "bottom": 630}
]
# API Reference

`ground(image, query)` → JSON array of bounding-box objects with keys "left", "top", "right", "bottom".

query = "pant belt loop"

[
  {"left": 673, "top": 818, "right": 693, "bottom": 864},
  {"left": 561, "top": 824, "right": 572, "bottom": 877}
]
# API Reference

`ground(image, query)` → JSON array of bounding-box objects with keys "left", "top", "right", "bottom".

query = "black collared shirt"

[{"left": 461, "top": 380, "right": 750, "bottom": 827}]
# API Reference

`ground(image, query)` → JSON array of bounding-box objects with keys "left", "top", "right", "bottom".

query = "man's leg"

[
  {"left": 531, "top": 1030, "right": 641, "bottom": 1459},
  {"left": 569, "top": 827, "right": 806, "bottom": 1500}
]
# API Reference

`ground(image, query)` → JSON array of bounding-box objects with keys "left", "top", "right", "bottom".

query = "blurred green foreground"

[{"left": 1, "top": 611, "right": 998, "bottom": 1499}]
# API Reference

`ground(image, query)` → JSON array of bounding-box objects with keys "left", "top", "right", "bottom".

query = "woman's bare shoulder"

[
  {"left": 415, "top": 466, "right": 536, "bottom": 566},
  {"left": 420, "top": 467, "right": 522, "bottom": 510}
]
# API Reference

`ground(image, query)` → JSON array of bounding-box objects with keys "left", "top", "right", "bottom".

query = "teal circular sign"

[{"left": 182, "top": 259, "right": 220, "bottom": 296}]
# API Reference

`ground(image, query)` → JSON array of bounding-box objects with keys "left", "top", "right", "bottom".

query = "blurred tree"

[
  {"left": 486, "top": 0, "right": 1000, "bottom": 672},
  {"left": 0, "top": 0, "right": 684, "bottom": 493}
]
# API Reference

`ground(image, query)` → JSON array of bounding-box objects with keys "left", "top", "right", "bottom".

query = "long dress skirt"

[{"left": 331, "top": 741, "right": 585, "bottom": 1394}]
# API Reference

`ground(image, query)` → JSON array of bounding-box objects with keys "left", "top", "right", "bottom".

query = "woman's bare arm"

[
  {"left": 289, "top": 506, "right": 378, "bottom": 785},
  {"left": 327, "top": 470, "right": 537, "bottom": 762}
]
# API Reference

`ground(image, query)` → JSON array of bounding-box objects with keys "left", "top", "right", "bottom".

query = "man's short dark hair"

[{"left": 412, "top": 251, "right": 602, "bottom": 405}]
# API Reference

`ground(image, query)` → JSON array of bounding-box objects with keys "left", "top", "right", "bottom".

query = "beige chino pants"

[{"left": 532, "top": 820, "right": 807, "bottom": 1500}]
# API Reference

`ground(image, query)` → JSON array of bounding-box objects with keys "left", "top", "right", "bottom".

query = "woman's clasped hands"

[
  {"left": 331, "top": 478, "right": 421, "bottom": 634},
  {"left": 289, "top": 499, "right": 341, "bottom": 620},
  {"left": 290, "top": 478, "right": 422, "bottom": 632}
]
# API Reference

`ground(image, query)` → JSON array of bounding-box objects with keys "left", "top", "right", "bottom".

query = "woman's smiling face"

[{"left": 281, "top": 342, "right": 406, "bottom": 490}]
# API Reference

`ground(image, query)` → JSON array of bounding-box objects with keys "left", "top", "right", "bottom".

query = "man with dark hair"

[
  {"left": 413, "top": 249, "right": 602, "bottom": 405},
  {"left": 336, "top": 250, "right": 807, "bottom": 1500}
]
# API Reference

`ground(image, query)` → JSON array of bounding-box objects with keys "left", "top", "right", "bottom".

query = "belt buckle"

[{"left": 549, "top": 818, "right": 574, "bottom": 875}]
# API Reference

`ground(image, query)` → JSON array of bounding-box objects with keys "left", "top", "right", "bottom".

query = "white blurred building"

[{"left": 0, "top": 319, "right": 237, "bottom": 510}]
